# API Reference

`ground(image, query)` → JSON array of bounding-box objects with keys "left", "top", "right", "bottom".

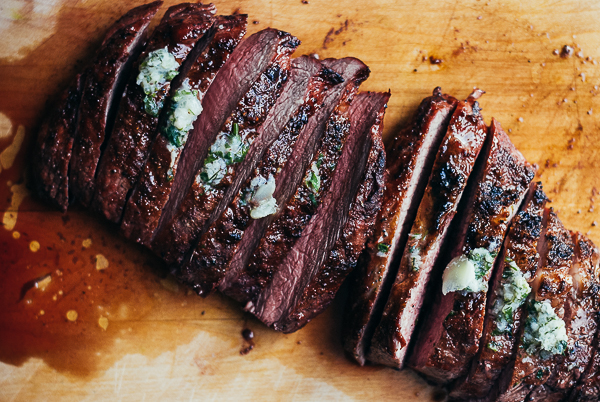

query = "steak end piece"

[
  {"left": 369, "top": 90, "right": 488, "bottom": 370},
  {"left": 343, "top": 87, "right": 458, "bottom": 366}
]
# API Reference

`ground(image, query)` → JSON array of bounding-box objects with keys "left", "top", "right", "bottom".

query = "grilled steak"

[
  {"left": 154, "top": 56, "right": 342, "bottom": 264},
  {"left": 526, "top": 232, "right": 600, "bottom": 401},
  {"left": 343, "top": 88, "right": 458, "bottom": 366},
  {"left": 122, "top": 21, "right": 299, "bottom": 248},
  {"left": 32, "top": 1, "right": 162, "bottom": 211},
  {"left": 275, "top": 92, "right": 389, "bottom": 333},
  {"left": 495, "top": 209, "right": 574, "bottom": 401},
  {"left": 252, "top": 91, "right": 389, "bottom": 330},
  {"left": 177, "top": 58, "right": 368, "bottom": 297},
  {"left": 222, "top": 58, "right": 369, "bottom": 304},
  {"left": 450, "top": 182, "right": 547, "bottom": 400},
  {"left": 368, "top": 90, "right": 488, "bottom": 369},
  {"left": 92, "top": 3, "right": 216, "bottom": 219},
  {"left": 411, "top": 118, "right": 534, "bottom": 384},
  {"left": 30, "top": 74, "right": 84, "bottom": 211}
]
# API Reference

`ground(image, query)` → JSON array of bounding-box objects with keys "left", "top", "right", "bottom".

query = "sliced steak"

[
  {"left": 177, "top": 58, "right": 368, "bottom": 297},
  {"left": 30, "top": 74, "right": 84, "bottom": 211},
  {"left": 127, "top": 29, "right": 300, "bottom": 248},
  {"left": 92, "top": 3, "right": 217, "bottom": 218},
  {"left": 275, "top": 92, "right": 389, "bottom": 334},
  {"left": 121, "top": 16, "right": 277, "bottom": 247},
  {"left": 252, "top": 92, "right": 390, "bottom": 330},
  {"left": 222, "top": 58, "right": 369, "bottom": 305},
  {"left": 154, "top": 56, "right": 342, "bottom": 264},
  {"left": 367, "top": 90, "right": 488, "bottom": 369},
  {"left": 450, "top": 181, "right": 547, "bottom": 400},
  {"left": 31, "top": 1, "right": 162, "bottom": 211},
  {"left": 495, "top": 209, "right": 574, "bottom": 401},
  {"left": 526, "top": 232, "right": 600, "bottom": 401},
  {"left": 410, "top": 118, "right": 534, "bottom": 384},
  {"left": 342, "top": 88, "right": 458, "bottom": 366}
]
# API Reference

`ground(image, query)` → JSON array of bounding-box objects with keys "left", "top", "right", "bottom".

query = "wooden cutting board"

[{"left": 1, "top": 0, "right": 599, "bottom": 400}]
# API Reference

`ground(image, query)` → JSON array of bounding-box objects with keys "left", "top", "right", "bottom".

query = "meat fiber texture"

[
  {"left": 177, "top": 58, "right": 367, "bottom": 298},
  {"left": 252, "top": 91, "right": 390, "bottom": 330},
  {"left": 410, "top": 118, "right": 535, "bottom": 384},
  {"left": 275, "top": 91, "right": 389, "bottom": 334},
  {"left": 31, "top": 1, "right": 162, "bottom": 211},
  {"left": 450, "top": 181, "right": 548, "bottom": 400},
  {"left": 92, "top": 3, "right": 216, "bottom": 220},
  {"left": 368, "top": 91, "right": 488, "bottom": 370},
  {"left": 343, "top": 87, "right": 458, "bottom": 366}
]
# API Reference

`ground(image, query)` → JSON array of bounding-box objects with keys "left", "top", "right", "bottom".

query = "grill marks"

[
  {"left": 343, "top": 88, "right": 458, "bottom": 366},
  {"left": 92, "top": 3, "right": 216, "bottom": 220}
]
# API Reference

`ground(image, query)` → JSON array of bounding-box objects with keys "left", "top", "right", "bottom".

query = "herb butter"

[
  {"left": 442, "top": 248, "right": 495, "bottom": 295},
  {"left": 491, "top": 259, "right": 531, "bottom": 333},
  {"left": 136, "top": 47, "right": 180, "bottom": 116},
  {"left": 164, "top": 79, "right": 202, "bottom": 147},
  {"left": 198, "top": 123, "right": 249, "bottom": 188},
  {"left": 246, "top": 174, "right": 278, "bottom": 219},
  {"left": 523, "top": 299, "right": 568, "bottom": 359}
]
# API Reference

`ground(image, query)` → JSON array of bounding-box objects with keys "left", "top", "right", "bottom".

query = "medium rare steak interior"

[{"left": 29, "top": 2, "right": 600, "bottom": 400}]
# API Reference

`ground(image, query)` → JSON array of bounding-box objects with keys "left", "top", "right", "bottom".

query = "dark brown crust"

[
  {"left": 451, "top": 182, "right": 547, "bottom": 400},
  {"left": 31, "top": 1, "right": 162, "bottom": 211},
  {"left": 370, "top": 91, "right": 488, "bottom": 369},
  {"left": 415, "top": 119, "right": 535, "bottom": 384},
  {"left": 30, "top": 74, "right": 84, "bottom": 212},
  {"left": 343, "top": 88, "right": 458, "bottom": 366},
  {"left": 222, "top": 62, "right": 364, "bottom": 304},
  {"left": 499, "top": 210, "right": 574, "bottom": 398},
  {"left": 253, "top": 92, "right": 390, "bottom": 330},
  {"left": 177, "top": 58, "right": 367, "bottom": 298},
  {"left": 154, "top": 57, "right": 339, "bottom": 265},
  {"left": 92, "top": 3, "right": 216, "bottom": 220},
  {"left": 276, "top": 95, "right": 387, "bottom": 334}
]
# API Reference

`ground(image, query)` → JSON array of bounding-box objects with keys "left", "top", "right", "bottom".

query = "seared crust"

[
  {"left": 451, "top": 182, "right": 547, "bottom": 400},
  {"left": 92, "top": 3, "right": 216, "bottom": 220},
  {"left": 371, "top": 91, "right": 488, "bottom": 369},
  {"left": 342, "top": 88, "right": 458, "bottom": 365},
  {"left": 277, "top": 95, "right": 388, "bottom": 333},
  {"left": 30, "top": 74, "right": 84, "bottom": 211}
]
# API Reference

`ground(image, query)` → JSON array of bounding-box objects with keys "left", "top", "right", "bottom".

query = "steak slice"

[
  {"left": 526, "top": 232, "right": 600, "bottom": 401},
  {"left": 449, "top": 181, "right": 547, "bottom": 400},
  {"left": 495, "top": 209, "right": 574, "bottom": 401},
  {"left": 410, "top": 118, "right": 534, "bottom": 384},
  {"left": 92, "top": 3, "right": 217, "bottom": 219},
  {"left": 30, "top": 74, "right": 84, "bottom": 211},
  {"left": 221, "top": 58, "right": 369, "bottom": 304},
  {"left": 177, "top": 58, "right": 368, "bottom": 297},
  {"left": 31, "top": 1, "right": 162, "bottom": 211},
  {"left": 343, "top": 88, "right": 458, "bottom": 366},
  {"left": 367, "top": 90, "right": 488, "bottom": 369},
  {"left": 122, "top": 16, "right": 291, "bottom": 247},
  {"left": 154, "top": 56, "right": 342, "bottom": 264},
  {"left": 275, "top": 92, "right": 389, "bottom": 334},
  {"left": 252, "top": 92, "right": 390, "bottom": 330},
  {"left": 128, "top": 29, "right": 300, "bottom": 247}
]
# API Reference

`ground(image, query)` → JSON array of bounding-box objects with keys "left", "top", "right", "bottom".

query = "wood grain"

[{"left": 1, "top": 0, "right": 599, "bottom": 400}]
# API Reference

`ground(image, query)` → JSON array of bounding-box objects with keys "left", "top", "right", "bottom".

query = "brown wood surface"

[{"left": 1, "top": 0, "right": 600, "bottom": 400}]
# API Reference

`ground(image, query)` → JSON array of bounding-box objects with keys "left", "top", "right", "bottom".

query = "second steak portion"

[{"left": 343, "top": 87, "right": 458, "bottom": 366}]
